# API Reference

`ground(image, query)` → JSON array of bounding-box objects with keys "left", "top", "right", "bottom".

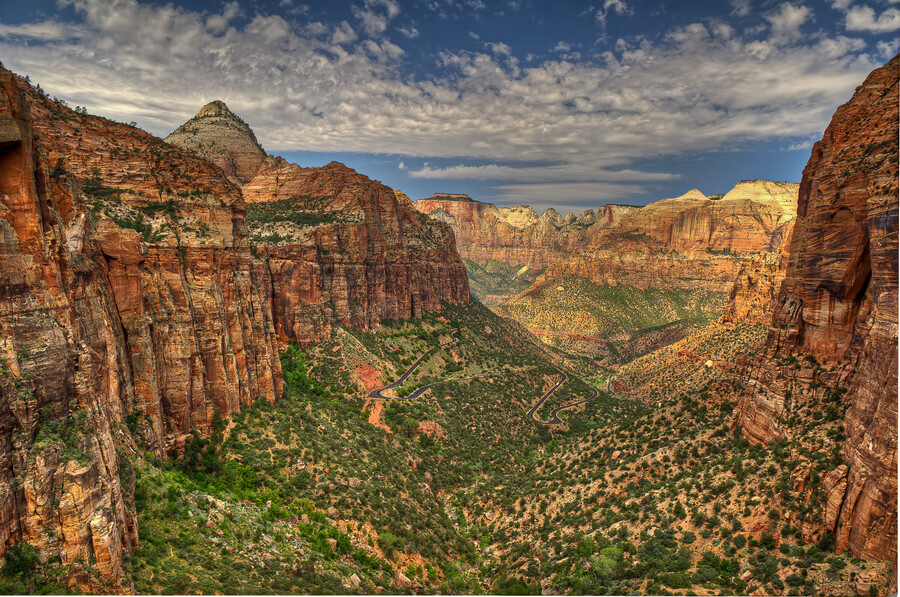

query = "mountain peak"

[
  {"left": 195, "top": 100, "right": 235, "bottom": 119},
  {"left": 165, "top": 101, "right": 266, "bottom": 183}
]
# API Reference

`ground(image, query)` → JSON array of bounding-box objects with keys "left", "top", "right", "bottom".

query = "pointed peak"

[{"left": 195, "top": 100, "right": 235, "bottom": 119}]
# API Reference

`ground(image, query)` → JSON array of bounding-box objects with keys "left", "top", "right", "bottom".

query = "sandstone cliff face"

[
  {"left": 543, "top": 182, "right": 798, "bottom": 293},
  {"left": 28, "top": 88, "right": 283, "bottom": 454},
  {"left": 413, "top": 194, "right": 638, "bottom": 269},
  {"left": 0, "top": 68, "right": 140, "bottom": 592},
  {"left": 167, "top": 111, "right": 469, "bottom": 345},
  {"left": 164, "top": 101, "right": 266, "bottom": 184},
  {"left": 733, "top": 56, "right": 898, "bottom": 561},
  {"left": 243, "top": 161, "right": 470, "bottom": 344},
  {"left": 723, "top": 221, "right": 795, "bottom": 325}
]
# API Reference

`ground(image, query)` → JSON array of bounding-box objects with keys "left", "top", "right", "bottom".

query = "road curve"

[
  {"left": 526, "top": 370, "right": 597, "bottom": 425},
  {"left": 367, "top": 328, "right": 460, "bottom": 400},
  {"left": 367, "top": 328, "right": 595, "bottom": 425}
]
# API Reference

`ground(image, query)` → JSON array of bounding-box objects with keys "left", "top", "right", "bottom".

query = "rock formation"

[
  {"left": 0, "top": 70, "right": 469, "bottom": 590},
  {"left": 495, "top": 182, "right": 798, "bottom": 356},
  {"left": 543, "top": 182, "right": 798, "bottom": 293},
  {"left": 414, "top": 193, "right": 637, "bottom": 269},
  {"left": 167, "top": 111, "right": 470, "bottom": 345},
  {"left": 733, "top": 55, "right": 898, "bottom": 562},
  {"left": 164, "top": 100, "right": 266, "bottom": 184}
]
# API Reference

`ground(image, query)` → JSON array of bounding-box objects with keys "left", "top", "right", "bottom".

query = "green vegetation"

[
  {"left": 462, "top": 259, "right": 542, "bottom": 306},
  {"left": 118, "top": 302, "right": 888, "bottom": 596}
]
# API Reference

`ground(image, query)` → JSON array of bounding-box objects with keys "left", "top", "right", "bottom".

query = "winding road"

[
  {"left": 367, "top": 328, "right": 461, "bottom": 400},
  {"left": 367, "top": 328, "right": 595, "bottom": 426}
]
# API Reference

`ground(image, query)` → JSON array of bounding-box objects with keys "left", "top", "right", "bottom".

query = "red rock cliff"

[
  {"left": 541, "top": 182, "right": 798, "bottom": 293},
  {"left": 243, "top": 159, "right": 470, "bottom": 344},
  {"left": 166, "top": 110, "right": 470, "bottom": 345},
  {"left": 734, "top": 56, "right": 898, "bottom": 561},
  {"left": 413, "top": 193, "right": 637, "bottom": 269}
]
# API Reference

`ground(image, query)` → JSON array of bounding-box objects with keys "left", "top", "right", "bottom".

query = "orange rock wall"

[
  {"left": 414, "top": 196, "right": 635, "bottom": 269},
  {"left": 734, "top": 56, "right": 898, "bottom": 561}
]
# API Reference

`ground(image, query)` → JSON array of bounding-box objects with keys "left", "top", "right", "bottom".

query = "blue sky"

[{"left": 1, "top": 0, "right": 897, "bottom": 213}]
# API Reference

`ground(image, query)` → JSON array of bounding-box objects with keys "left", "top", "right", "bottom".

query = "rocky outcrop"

[
  {"left": 413, "top": 194, "right": 637, "bottom": 270},
  {"left": 166, "top": 108, "right": 470, "bottom": 345},
  {"left": 243, "top": 160, "right": 470, "bottom": 344},
  {"left": 164, "top": 100, "right": 266, "bottom": 184},
  {"left": 0, "top": 68, "right": 142, "bottom": 592},
  {"left": 723, "top": 222, "right": 795, "bottom": 325},
  {"left": 543, "top": 182, "right": 798, "bottom": 293},
  {"left": 734, "top": 56, "right": 898, "bottom": 562},
  {"left": 28, "top": 88, "right": 282, "bottom": 453}
]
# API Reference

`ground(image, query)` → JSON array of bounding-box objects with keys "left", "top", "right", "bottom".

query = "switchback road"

[{"left": 367, "top": 328, "right": 594, "bottom": 425}]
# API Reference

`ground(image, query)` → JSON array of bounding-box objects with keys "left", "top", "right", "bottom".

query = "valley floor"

[{"left": 80, "top": 301, "right": 892, "bottom": 596}]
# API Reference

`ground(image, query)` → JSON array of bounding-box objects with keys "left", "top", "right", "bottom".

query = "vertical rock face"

[
  {"left": 734, "top": 56, "right": 898, "bottom": 561},
  {"left": 167, "top": 110, "right": 470, "bottom": 345},
  {"left": 27, "top": 86, "right": 283, "bottom": 454},
  {"left": 413, "top": 193, "right": 637, "bottom": 269},
  {"left": 540, "top": 183, "right": 798, "bottom": 293},
  {"left": 243, "top": 160, "right": 471, "bottom": 344},
  {"left": 0, "top": 68, "right": 138, "bottom": 592}
]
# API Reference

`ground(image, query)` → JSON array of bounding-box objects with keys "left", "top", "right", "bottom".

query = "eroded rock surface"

[{"left": 734, "top": 55, "right": 898, "bottom": 562}]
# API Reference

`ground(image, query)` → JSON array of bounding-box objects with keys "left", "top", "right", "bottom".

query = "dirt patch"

[{"left": 366, "top": 399, "right": 392, "bottom": 433}]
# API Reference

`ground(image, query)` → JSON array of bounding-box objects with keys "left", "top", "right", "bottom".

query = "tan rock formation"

[
  {"left": 413, "top": 193, "right": 637, "bottom": 269},
  {"left": 733, "top": 55, "right": 898, "bottom": 562},
  {"left": 164, "top": 100, "right": 266, "bottom": 184}
]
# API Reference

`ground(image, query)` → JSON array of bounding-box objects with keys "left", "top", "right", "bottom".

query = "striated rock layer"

[
  {"left": 413, "top": 193, "right": 637, "bottom": 269},
  {"left": 243, "top": 161, "right": 470, "bottom": 344},
  {"left": 166, "top": 112, "right": 470, "bottom": 345},
  {"left": 543, "top": 181, "right": 798, "bottom": 293},
  {"left": 733, "top": 56, "right": 898, "bottom": 561},
  {"left": 164, "top": 100, "right": 266, "bottom": 184}
]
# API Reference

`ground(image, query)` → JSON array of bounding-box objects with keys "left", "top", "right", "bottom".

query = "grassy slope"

[
  {"left": 494, "top": 273, "right": 727, "bottom": 364},
  {"left": 463, "top": 258, "right": 543, "bottom": 306},
  {"left": 122, "top": 300, "right": 893, "bottom": 597}
]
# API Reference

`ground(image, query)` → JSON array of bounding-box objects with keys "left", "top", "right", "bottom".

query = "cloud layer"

[{"left": 0, "top": 0, "right": 893, "bottom": 205}]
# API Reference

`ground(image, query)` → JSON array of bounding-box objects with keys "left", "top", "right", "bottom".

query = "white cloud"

[
  {"left": 1, "top": 0, "right": 882, "bottom": 203},
  {"left": 765, "top": 3, "right": 812, "bottom": 44},
  {"left": 844, "top": 5, "right": 900, "bottom": 31},
  {"left": 595, "top": 0, "right": 633, "bottom": 40},
  {"left": 398, "top": 25, "right": 419, "bottom": 38},
  {"left": 730, "top": 0, "right": 752, "bottom": 16},
  {"left": 877, "top": 39, "right": 899, "bottom": 58},
  {"left": 331, "top": 21, "right": 357, "bottom": 44}
]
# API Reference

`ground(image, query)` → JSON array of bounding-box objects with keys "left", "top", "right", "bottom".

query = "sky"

[{"left": 1, "top": 0, "right": 897, "bottom": 213}]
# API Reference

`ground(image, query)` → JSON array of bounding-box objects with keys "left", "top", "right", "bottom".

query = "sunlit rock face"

[
  {"left": 734, "top": 55, "right": 898, "bottom": 561},
  {"left": 414, "top": 193, "right": 637, "bottom": 269}
]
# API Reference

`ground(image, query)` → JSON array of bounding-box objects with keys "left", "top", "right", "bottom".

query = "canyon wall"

[
  {"left": 0, "top": 75, "right": 469, "bottom": 589},
  {"left": 542, "top": 182, "right": 798, "bottom": 293},
  {"left": 734, "top": 55, "right": 898, "bottom": 561},
  {"left": 413, "top": 194, "right": 637, "bottom": 269},
  {"left": 167, "top": 104, "right": 470, "bottom": 345}
]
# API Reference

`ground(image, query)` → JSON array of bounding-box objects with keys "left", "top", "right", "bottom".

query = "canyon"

[
  {"left": 0, "top": 51, "right": 893, "bottom": 597},
  {"left": 733, "top": 54, "right": 898, "bottom": 562},
  {"left": 492, "top": 181, "right": 798, "bottom": 359},
  {"left": 0, "top": 68, "right": 467, "bottom": 592}
]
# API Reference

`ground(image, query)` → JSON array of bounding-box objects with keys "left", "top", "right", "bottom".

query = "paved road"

[
  {"left": 367, "top": 328, "right": 460, "bottom": 400},
  {"left": 368, "top": 327, "right": 596, "bottom": 425},
  {"left": 526, "top": 369, "right": 597, "bottom": 425}
]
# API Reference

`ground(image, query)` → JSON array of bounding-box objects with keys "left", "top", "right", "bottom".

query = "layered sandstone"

[
  {"left": 413, "top": 193, "right": 638, "bottom": 269},
  {"left": 0, "top": 68, "right": 142, "bottom": 592},
  {"left": 242, "top": 160, "right": 470, "bottom": 343},
  {"left": 166, "top": 110, "right": 469, "bottom": 345},
  {"left": 164, "top": 100, "right": 266, "bottom": 184},
  {"left": 544, "top": 182, "right": 798, "bottom": 293},
  {"left": 733, "top": 56, "right": 898, "bottom": 561}
]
